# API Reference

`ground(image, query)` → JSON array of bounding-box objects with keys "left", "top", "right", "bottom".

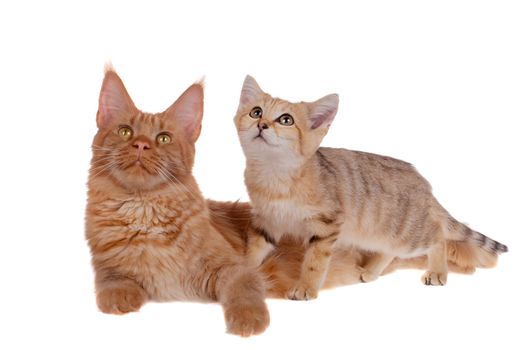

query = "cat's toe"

[
  {"left": 287, "top": 284, "right": 318, "bottom": 301},
  {"left": 360, "top": 271, "right": 379, "bottom": 283},
  {"left": 224, "top": 301, "right": 270, "bottom": 337},
  {"left": 421, "top": 271, "right": 447, "bottom": 286},
  {"left": 96, "top": 286, "right": 146, "bottom": 314}
]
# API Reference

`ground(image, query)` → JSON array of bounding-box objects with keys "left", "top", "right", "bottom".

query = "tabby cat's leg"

[
  {"left": 421, "top": 241, "right": 448, "bottom": 286},
  {"left": 360, "top": 252, "right": 395, "bottom": 283},
  {"left": 287, "top": 232, "right": 339, "bottom": 301},
  {"left": 246, "top": 227, "right": 275, "bottom": 267},
  {"left": 96, "top": 274, "right": 148, "bottom": 314}
]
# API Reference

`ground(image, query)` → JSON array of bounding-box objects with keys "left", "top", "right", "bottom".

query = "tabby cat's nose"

[{"left": 258, "top": 122, "right": 269, "bottom": 130}]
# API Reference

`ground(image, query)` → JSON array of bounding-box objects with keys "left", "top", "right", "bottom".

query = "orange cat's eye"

[
  {"left": 118, "top": 126, "right": 133, "bottom": 140},
  {"left": 249, "top": 106, "right": 263, "bottom": 119},
  {"left": 157, "top": 133, "right": 172, "bottom": 145}
]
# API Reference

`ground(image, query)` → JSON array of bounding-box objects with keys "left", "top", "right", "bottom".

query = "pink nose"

[{"left": 133, "top": 140, "right": 151, "bottom": 152}]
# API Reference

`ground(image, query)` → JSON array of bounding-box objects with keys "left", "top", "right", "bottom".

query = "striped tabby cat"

[{"left": 234, "top": 76, "right": 507, "bottom": 300}]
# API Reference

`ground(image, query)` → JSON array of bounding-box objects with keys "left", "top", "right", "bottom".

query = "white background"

[{"left": 1, "top": 1, "right": 523, "bottom": 349}]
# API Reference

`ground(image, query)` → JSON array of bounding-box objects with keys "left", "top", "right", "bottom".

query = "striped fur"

[
  {"left": 234, "top": 76, "right": 507, "bottom": 298},
  {"left": 208, "top": 202, "right": 502, "bottom": 298},
  {"left": 447, "top": 217, "right": 508, "bottom": 253}
]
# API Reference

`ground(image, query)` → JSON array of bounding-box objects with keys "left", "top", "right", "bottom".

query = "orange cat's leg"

[
  {"left": 287, "top": 232, "right": 338, "bottom": 300},
  {"left": 246, "top": 227, "right": 275, "bottom": 267},
  {"left": 217, "top": 268, "right": 270, "bottom": 337},
  {"left": 360, "top": 252, "right": 395, "bottom": 283},
  {"left": 96, "top": 276, "right": 147, "bottom": 314},
  {"left": 421, "top": 241, "right": 448, "bottom": 286}
]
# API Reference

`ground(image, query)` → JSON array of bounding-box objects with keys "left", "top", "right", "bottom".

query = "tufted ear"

[
  {"left": 239, "top": 75, "right": 264, "bottom": 104},
  {"left": 165, "top": 81, "right": 204, "bottom": 142},
  {"left": 97, "top": 66, "right": 137, "bottom": 129},
  {"left": 308, "top": 94, "right": 339, "bottom": 129}
]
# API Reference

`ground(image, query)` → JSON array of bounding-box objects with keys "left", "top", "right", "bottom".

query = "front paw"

[
  {"left": 421, "top": 271, "right": 447, "bottom": 286},
  {"left": 287, "top": 283, "right": 319, "bottom": 301},
  {"left": 96, "top": 286, "right": 147, "bottom": 314},
  {"left": 360, "top": 271, "right": 380, "bottom": 283},
  {"left": 224, "top": 302, "right": 270, "bottom": 337}
]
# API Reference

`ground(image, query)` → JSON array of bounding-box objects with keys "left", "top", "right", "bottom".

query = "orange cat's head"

[
  {"left": 90, "top": 67, "right": 203, "bottom": 191},
  {"left": 234, "top": 76, "right": 338, "bottom": 164}
]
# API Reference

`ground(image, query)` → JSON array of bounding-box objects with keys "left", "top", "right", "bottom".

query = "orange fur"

[{"left": 86, "top": 68, "right": 269, "bottom": 337}]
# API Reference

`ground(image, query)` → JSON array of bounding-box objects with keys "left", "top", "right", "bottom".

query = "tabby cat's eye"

[
  {"left": 278, "top": 114, "right": 294, "bottom": 126},
  {"left": 118, "top": 126, "right": 133, "bottom": 140},
  {"left": 157, "top": 133, "right": 172, "bottom": 145},
  {"left": 249, "top": 106, "right": 263, "bottom": 119}
]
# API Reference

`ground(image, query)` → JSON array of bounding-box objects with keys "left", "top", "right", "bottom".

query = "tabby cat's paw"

[
  {"left": 287, "top": 283, "right": 319, "bottom": 301},
  {"left": 96, "top": 286, "right": 147, "bottom": 314},
  {"left": 224, "top": 301, "right": 270, "bottom": 337},
  {"left": 421, "top": 271, "right": 447, "bottom": 286},
  {"left": 359, "top": 271, "right": 380, "bottom": 283}
]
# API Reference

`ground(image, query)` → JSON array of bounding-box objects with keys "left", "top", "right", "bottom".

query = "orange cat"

[
  {"left": 85, "top": 67, "right": 269, "bottom": 337},
  {"left": 234, "top": 76, "right": 507, "bottom": 300}
]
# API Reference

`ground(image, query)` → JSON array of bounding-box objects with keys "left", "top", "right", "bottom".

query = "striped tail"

[{"left": 446, "top": 217, "right": 508, "bottom": 254}]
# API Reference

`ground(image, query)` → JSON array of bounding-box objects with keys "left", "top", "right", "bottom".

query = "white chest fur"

[{"left": 254, "top": 198, "right": 316, "bottom": 241}]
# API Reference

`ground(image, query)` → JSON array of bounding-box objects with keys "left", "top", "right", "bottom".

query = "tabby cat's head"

[
  {"left": 90, "top": 67, "right": 203, "bottom": 190},
  {"left": 234, "top": 76, "right": 338, "bottom": 164}
]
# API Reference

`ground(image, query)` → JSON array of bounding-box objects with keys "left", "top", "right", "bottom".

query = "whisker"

[
  {"left": 90, "top": 155, "right": 117, "bottom": 165},
  {"left": 91, "top": 151, "right": 115, "bottom": 155},
  {"left": 157, "top": 158, "right": 186, "bottom": 168},
  {"left": 89, "top": 161, "right": 118, "bottom": 178},
  {"left": 155, "top": 161, "right": 185, "bottom": 172},
  {"left": 91, "top": 146, "right": 116, "bottom": 151},
  {"left": 156, "top": 166, "right": 201, "bottom": 202},
  {"left": 92, "top": 145, "right": 127, "bottom": 153}
]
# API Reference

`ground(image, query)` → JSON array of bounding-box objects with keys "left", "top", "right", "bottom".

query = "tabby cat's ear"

[
  {"left": 240, "top": 75, "right": 264, "bottom": 104},
  {"left": 165, "top": 82, "right": 204, "bottom": 142},
  {"left": 97, "top": 66, "right": 137, "bottom": 129},
  {"left": 308, "top": 94, "right": 339, "bottom": 129}
]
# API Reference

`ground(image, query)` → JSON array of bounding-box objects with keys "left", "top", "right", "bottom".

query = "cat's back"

[
  {"left": 317, "top": 147, "right": 432, "bottom": 194},
  {"left": 318, "top": 147, "right": 414, "bottom": 171}
]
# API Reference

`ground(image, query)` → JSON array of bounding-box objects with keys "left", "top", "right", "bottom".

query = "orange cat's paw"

[
  {"left": 96, "top": 286, "right": 147, "bottom": 314},
  {"left": 421, "top": 271, "right": 447, "bottom": 286},
  {"left": 287, "top": 283, "right": 319, "bottom": 301},
  {"left": 224, "top": 302, "right": 270, "bottom": 337}
]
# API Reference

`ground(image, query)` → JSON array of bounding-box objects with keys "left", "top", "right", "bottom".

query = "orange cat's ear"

[
  {"left": 308, "top": 94, "right": 339, "bottom": 129},
  {"left": 97, "top": 67, "right": 137, "bottom": 129},
  {"left": 240, "top": 75, "right": 264, "bottom": 104},
  {"left": 165, "top": 82, "right": 204, "bottom": 142}
]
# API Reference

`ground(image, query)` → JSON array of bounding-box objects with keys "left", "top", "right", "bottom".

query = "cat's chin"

[
  {"left": 246, "top": 135, "right": 279, "bottom": 149},
  {"left": 111, "top": 168, "right": 165, "bottom": 192}
]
